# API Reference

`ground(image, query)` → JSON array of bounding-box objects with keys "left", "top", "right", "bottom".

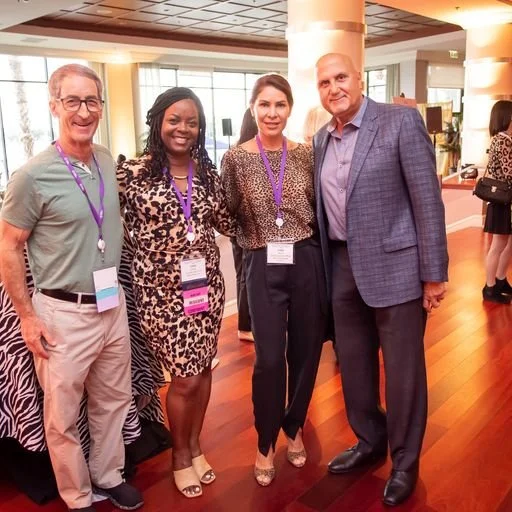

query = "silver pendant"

[
  {"left": 276, "top": 217, "right": 284, "bottom": 228},
  {"left": 186, "top": 230, "right": 196, "bottom": 242},
  {"left": 97, "top": 238, "right": 106, "bottom": 252}
]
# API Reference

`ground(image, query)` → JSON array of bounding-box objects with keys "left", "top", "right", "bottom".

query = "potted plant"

[{"left": 439, "top": 118, "right": 461, "bottom": 174}]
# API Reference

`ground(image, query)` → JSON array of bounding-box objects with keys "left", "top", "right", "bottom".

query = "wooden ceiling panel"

[
  {"left": 140, "top": 4, "right": 189, "bottom": 15},
  {"left": 20, "top": 1, "right": 462, "bottom": 53},
  {"left": 57, "top": 12, "right": 108, "bottom": 23},
  {"left": 215, "top": 14, "right": 256, "bottom": 25},
  {"left": 61, "top": 3, "right": 92, "bottom": 11},
  {"left": 179, "top": 10, "right": 225, "bottom": 21},
  {"left": 157, "top": 16, "right": 199, "bottom": 26},
  {"left": 202, "top": 3, "right": 251, "bottom": 14},
  {"left": 236, "top": 7, "right": 282, "bottom": 19},
  {"left": 99, "top": 0, "right": 154, "bottom": 9},
  {"left": 117, "top": 11, "right": 166, "bottom": 22},
  {"left": 79, "top": 5, "right": 130, "bottom": 17},
  {"left": 165, "top": 0, "right": 217, "bottom": 8},
  {"left": 229, "top": 0, "right": 278, "bottom": 7}
]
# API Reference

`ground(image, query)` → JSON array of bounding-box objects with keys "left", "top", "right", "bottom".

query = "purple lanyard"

[
  {"left": 163, "top": 161, "right": 195, "bottom": 240},
  {"left": 256, "top": 135, "right": 287, "bottom": 226},
  {"left": 54, "top": 142, "right": 106, "bottom": 253}
]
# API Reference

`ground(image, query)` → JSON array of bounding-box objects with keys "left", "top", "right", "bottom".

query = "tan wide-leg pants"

[{"left": 32, "top": 288, "right": 132, "bottom": 509}]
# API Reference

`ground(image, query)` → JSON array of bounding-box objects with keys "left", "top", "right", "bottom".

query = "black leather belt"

[{"left": 39, "top": 289, "right": 97, "bottom": 304}]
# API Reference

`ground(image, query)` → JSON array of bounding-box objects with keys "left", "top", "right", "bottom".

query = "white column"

[
  {"left": 462, "top": 24, "right": 512, "bottom": 166},
  {"left": 104, "top": 63, "right": 138, "bottom": 159},
  {"left": 287, "top": 0, "right": 365, "bottom": 140}
]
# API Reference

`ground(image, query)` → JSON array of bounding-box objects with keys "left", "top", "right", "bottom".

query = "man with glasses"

[{"left": 0, "top": 64, "right": 143, "bottom": 512}]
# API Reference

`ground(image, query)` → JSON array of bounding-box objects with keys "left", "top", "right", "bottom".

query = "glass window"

[
  {"left": 178, "top": 70, "right": 212, "bottom": 89},
  {"left": 160, "top": 68, "right": 177, "bottom": 87},
  {"left": 185, "top": 87, "right": 215, "bottom": 162},
  {"left": 245, "top": 73, "right": 262, "bottom": 91},
  {"left": 368, "top": 85, "right": 386, "bottom": 103},
  {"left": 368, "top": 68, "right": 387, "bottom": 87},
  {"left": 0, "top": 55, "right": 88, "bottom": 188},
  {"left": 0, "top": 55, "right": 47, "bottom": 82},
  {"left": 138, "top": 65, "right": 262, "bottom": 166},
  {"left": 213, "top": 72, "right": 245, "bottom": 89},
  {"left": 0, "top": 82, "right": 53, "bottom": 177},
  {"left": 428, "top": 88, "right": 462, "bottom": 113},
  {"left": 213, "top": 88, "right": 247, "bottom": 166},
  {"left": 139, "top": 86, "right": 161, "bottom": 126},
  {"left": 365, "top": 68, "right": 387, "bottom": 102}
]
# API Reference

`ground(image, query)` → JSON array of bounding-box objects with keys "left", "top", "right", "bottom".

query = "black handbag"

[{"left": 473, "top": 173, "right": 512, "bottom": 205}]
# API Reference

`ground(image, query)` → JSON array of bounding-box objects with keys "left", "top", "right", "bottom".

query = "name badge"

[
  {"left": 267, "top": 242, "right": 295, "bottom": 265},
  {"left": 180, "top": 255, "right": 209, "bottom": 315},
  {"left": 92, "top": 266, "right": 120, "bottom": 312}
]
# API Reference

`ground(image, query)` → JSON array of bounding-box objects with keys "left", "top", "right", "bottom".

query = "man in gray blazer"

[{"left": 313, "top": 53, "right": 448, "bottom": 507}]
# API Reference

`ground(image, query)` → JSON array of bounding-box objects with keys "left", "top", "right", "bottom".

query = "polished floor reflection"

[{"left": 1, "top": 227, "right": 512, "bottom": 512}]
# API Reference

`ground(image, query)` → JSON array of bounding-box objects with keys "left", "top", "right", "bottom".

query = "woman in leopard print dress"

[
  {"left": 117, "top": 88, "right": 234, "bottom": 498},
  {"left": 482, "top": 100, "right": 512, "bottom": 303}
]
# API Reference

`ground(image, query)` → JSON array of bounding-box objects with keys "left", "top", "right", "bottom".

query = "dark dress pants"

[
  {"left": 245, "top": 239, "right": 327, "bottom": 456},
  {"left": 331, "top": 244, "right": 427, "bottom": 471},
  {"left": 231, "top": 238, "right": 251, "bottom": 332}
]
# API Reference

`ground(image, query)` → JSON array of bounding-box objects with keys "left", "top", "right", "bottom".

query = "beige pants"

[{"left": 33, "top": 288, "right": 132, "bottom": 509}]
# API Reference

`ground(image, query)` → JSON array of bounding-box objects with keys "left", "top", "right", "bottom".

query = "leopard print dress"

[
  {"left": 117, "top": 156, "right": 235, "bottom": 377},
  {"left": 483, "top": 131, "right": 512, "bottom": 235}
]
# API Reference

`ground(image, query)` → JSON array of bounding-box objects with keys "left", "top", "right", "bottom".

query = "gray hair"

[{"left": 48, "top": 64, "right": 103, "bottom": 99}]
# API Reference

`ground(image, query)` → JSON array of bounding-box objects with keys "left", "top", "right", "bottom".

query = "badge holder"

[
  {"left": 267, "top": 236, "right": 295, "bottom": 266},
  {"left": 92, "top": 264, "right": 120, "bottom": 312},
  {"left": 180, "top": 253, "right": 209, "bottom": 315}
]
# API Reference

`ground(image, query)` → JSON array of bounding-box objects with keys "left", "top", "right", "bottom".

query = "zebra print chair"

[{"left": 0, "top": 220, "right": 168, "bottom": 502}]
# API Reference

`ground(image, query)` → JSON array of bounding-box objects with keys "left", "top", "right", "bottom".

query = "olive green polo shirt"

[{"left": 1, "top": 143, "right": 123, "bottom": 293}]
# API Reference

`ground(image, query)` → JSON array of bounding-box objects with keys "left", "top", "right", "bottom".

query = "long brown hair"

[
  {"left": 489, "top": 100, "right": 512, "bottom": 137},
  {"left": 249, "top": 74, "right": 294, "bottom": 108},
  {"left": 237, "top": 108, "right": 258, "bottom": 145}
]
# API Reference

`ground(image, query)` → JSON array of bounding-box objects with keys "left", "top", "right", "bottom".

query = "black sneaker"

[
  {"left": 94, "top": 482, "right": 143, "bottom": 510},
  {"left": 482, "top": 285, "right": 511, "bottom": 304},
  {"left": 495, "top": 278, "right": 512, "bottom": 296}
]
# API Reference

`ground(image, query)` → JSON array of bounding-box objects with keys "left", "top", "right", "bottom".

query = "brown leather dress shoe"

[
  {"left": 382, "top": 467, "right": 419, "bottom": 506},
  {"left": 328, "top": 444, "right": 387, "bottom": 474}
]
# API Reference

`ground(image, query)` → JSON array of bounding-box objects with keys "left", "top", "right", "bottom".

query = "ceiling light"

[
  {"left": 96, "top": 9, "right": 112, "bottom": 15},
  {"left": 108, "top": 52, "right": 132, "bottom": 64},
  {"left": 449, "top": 50, "right": 459, "bottom": 59}
]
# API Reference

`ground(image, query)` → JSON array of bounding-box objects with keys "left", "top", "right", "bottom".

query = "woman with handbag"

[{"left": 482, "top": 100, "right": 512, "bottom": 303}]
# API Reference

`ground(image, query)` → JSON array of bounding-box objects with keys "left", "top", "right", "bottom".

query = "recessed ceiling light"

[{"left": 97, "top": 8, "right": 112, "bottom": 15}]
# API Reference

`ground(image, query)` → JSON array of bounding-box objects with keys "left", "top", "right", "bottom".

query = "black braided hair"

[{"left": 143, "top": 87, "right": 216, "bottom": 192}]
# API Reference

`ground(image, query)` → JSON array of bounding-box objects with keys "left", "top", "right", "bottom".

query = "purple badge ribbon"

[
  {"left": 163, "top": 161, "right": 195, "bottom": 242},
  {"left": 54, "top": 141, "right": 106, "bottom": 253},
  {"left": 255, "top": 134, "right": 287, "bottom": 227}
]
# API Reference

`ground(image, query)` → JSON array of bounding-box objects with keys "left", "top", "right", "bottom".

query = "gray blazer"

[{"left": 313, "top": 98, "right": 448, "bottom": 308}]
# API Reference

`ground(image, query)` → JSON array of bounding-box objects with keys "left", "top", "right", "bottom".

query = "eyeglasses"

[{"left": 57, "top": 96, "right": 105, "bottom": 113}]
